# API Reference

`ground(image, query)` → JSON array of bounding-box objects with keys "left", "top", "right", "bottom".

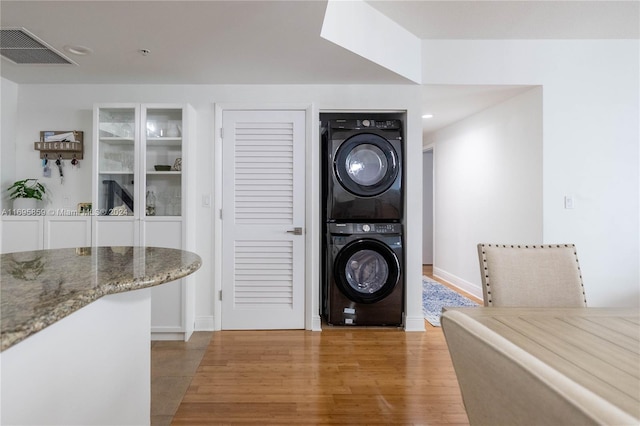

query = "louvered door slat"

[
  {"left": 235, "top": 120, "right": 294, "bottom": 225},
  {"left": 234, "top": 240, "right": 293, "bottom": 307}
]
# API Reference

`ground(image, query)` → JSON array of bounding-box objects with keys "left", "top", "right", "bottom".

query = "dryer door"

[
  {"left": 334, "top": 238, "right": 400, "bottom": 304},
  {"left": 334, "top": 133, "right": 399, "bottom": 197}
]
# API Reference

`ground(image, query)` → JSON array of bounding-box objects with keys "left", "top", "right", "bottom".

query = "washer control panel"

[{"left": 329, "top": 222, "right": 402, "bottom": 234}]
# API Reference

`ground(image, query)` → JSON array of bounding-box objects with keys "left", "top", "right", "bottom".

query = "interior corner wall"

[
  {"left": 432, "top": 87, "right": 543, "bottom": 296},
  {"left": 423, "top": 39, "right": 640, "bottom": 308},
  {"left": 1, "top": 77, "right": 19, "bottom": 211}
]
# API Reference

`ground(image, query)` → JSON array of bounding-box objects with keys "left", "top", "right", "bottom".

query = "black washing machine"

[
  {"left": 326, "top": 119, "right": 403, "bottom": 221},
  {"left": 325, "top": 222, "right": 404, "bottom": 326}
]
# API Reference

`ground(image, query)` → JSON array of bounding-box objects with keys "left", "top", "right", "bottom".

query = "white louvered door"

[{"left": 221, "top": 109, "right": 306, "bottom": 329}]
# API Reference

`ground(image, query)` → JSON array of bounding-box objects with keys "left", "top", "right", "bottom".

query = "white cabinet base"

[
  {"left": 0, "top": 289, "right": 151, "bottom": 426},
  {"left": 1, "top": 216, "right": 91, "bottom": 253},
  {"left": 1, "top": 217, "right": 43, "bottom": 253}
]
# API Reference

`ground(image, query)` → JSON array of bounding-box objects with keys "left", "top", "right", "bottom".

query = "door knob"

[{"left": 286, "top": 227, "right": 303, "bottom": 235}]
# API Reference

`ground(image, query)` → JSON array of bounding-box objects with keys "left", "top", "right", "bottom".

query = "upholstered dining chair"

[{"left": 477, "top": 244, "right": 587, "bottom": 307}]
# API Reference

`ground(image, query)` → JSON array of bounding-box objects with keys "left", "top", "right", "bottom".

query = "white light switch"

[
  {"left": 202, "top": 195, "right": 211, "bottom": 207},
  {"left": 564, "top": 195, "right": 575, "bottom": 209}
]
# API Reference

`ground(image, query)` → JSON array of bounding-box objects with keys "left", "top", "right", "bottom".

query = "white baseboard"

[
  {"left": 432, "top": 267, "right": 483, "bottom": 301},
  {"left": 404, "top": 315, "right": 426, "bottom": 331},
  {"left": 195, "top": 315, "right": 322, "bottom": 331},
  {"left": 194, "top": 316, "right": 215, "bottom": 331},
  {"left": 151, "top": 332, "right": 185, "bottom": 341},
  {"left": 151, "top": 325, "right": 185, "bottom": 341},
  {"left": 309, "top": 314, "right": 323, "bottom": 331}
]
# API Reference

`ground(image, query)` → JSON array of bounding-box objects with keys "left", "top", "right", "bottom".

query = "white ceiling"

[
  {"left": 1, "top": 0, "right": 637, "bottom": 135},
  {"left": 367, "top": 0, "right": 639, "bottom": 40}
]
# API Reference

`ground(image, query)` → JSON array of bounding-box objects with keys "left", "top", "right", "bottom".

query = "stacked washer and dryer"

[{"left": 321, "top": 115, "right": 405, "bottom": 326}]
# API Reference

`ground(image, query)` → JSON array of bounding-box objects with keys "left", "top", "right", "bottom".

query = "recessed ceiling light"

[
  {"left": 64, "top": 45, "right": 92, "bottom": 56},
  {"left": 422, "top": 114, "right": 434, "bottom": 119}
]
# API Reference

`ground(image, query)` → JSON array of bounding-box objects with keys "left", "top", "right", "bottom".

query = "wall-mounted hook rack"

[{"left": 34, "top": 130, "right": 84, "bottom": 160}]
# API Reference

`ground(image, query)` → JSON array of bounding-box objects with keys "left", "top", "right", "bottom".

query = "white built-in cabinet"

[
  {"left": 45, "top": 216, "right": 92, "bottom": 248},
  {"left": 1, "top": 216, "right": 91, "bottom": 253},
  {"left": 1, "top": 217, "right": 44, "bottom": 253},
  {"left": 92, "top": 103, "right": 196, "bottom": 340}
]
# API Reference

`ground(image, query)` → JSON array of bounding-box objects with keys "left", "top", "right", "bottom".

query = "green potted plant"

[{"left": 7, "top": 179, "right": 46, "bottom": 211}]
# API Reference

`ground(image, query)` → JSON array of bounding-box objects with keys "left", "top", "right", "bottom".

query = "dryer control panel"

[{"left": 330, "top": 119, "right": 401, "bottom": 130}]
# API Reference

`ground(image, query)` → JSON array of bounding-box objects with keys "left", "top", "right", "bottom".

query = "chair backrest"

[{"left": 477, "top": 244, "right": 587, "bottom": 307}]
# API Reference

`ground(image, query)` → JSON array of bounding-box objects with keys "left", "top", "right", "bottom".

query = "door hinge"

[
  {"left": 219, "top": 290, "right": 222, "bottom": 301},
  {"left": 219, "top": 209, "right": 223, "bottom": 220},
  {"left": 220, "top": 127, "right": 224, "bottom": 139}
]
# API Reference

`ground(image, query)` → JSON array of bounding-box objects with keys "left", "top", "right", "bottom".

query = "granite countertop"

[{"left": 1, "top": 246, "right": 202, "bottom": 351}]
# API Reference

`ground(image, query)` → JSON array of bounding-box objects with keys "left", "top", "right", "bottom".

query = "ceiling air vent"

[{"left": 0, "top": 28, "right": 75, "bottom": 65}]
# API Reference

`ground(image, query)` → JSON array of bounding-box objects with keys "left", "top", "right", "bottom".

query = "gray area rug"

[{"left": 422, "top": 277, "right": 478, "bottom": 326}]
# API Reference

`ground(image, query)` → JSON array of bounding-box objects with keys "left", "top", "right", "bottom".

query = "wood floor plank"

[
  {"left": 170, "top": 265, "right": 469, "bottom": 424},
  {"left": 172, "top": 325, "right": 469, "bottom": 425}
]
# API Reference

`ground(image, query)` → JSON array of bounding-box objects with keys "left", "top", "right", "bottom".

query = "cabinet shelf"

[
  {"left": 147, "top": 137, "right": 182, "bottom": 146},
  {"left": 99, "top": 137, "right": 134, "bottom": 144},
  {"left": 146, "top": 171, "right": 180, "bottom": 175},
  {"left": 144, "top": 215, "right": 183, "bottom": 219}
]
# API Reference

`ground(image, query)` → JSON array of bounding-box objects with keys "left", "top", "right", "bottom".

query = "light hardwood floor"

[{"left": 152, "top": 266, "right": 475, "bottom": 425}]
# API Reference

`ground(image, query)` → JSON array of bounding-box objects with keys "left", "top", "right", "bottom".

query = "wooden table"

[{"left": 441, "top": 307, "right": 640, "bottom": 426}]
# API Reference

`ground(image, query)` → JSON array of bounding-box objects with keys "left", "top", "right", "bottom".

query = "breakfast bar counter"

[
  {"left": 1, "top": 246, "right": 201, "bottom": 351},
  {"left": 0, "top": 246, "right": 202, "bottom": 425}
]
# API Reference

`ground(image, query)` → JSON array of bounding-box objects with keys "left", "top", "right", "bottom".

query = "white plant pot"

[{"left": 13, "top": 198, "right": 38, "bottom": 211}]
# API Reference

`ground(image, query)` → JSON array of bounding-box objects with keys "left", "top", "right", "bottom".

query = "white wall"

[
  {"left": 430, "top": 87, "right": 543, "bottom": 297},
  {"left": 1, "top": 78, "right": 18, "bottom": 211},
  {"left": 422, "top": 150, "right": 433, "bottom": 264},
  {"left": 423, "top": 40, "right": 640, "bottom": 307},
  {"left": 4, "top": 84, "right": 425, "bottom": 330}
]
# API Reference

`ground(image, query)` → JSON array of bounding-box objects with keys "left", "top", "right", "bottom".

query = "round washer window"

[
  {"left": 345, "top": 249, "right": 389, "bottom": 294},
  {"left": 334, "top": 239, "right": 400, "bottom": 304}
]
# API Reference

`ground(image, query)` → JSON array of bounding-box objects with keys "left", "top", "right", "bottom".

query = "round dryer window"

[
  {"left": 345, "top": 145, "right": 388, "bottom": 186},
  {"left": 334, "top": 133, "right": 399, "bottom": 197},
  {"left": 334, "top": 239, "right": 400, "bottom": 304}
]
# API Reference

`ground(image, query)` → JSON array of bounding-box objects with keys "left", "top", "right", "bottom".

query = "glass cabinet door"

[
  {"left": 93, "top": 103, "right": 193, "bottom": 340},
  {"left": 143, "top": 108, "right": 182, "bottom": 217},
  {"left": 96, "top": 107, "right": 136, "bottom": 216}
]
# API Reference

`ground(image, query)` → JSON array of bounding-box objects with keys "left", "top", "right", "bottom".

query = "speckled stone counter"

[{"left": 1, "top": 246, "right": 202, "bottom": 351}]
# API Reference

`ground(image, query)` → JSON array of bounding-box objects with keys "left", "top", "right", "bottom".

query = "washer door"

[
  {"left": 334, "top": 133, "right": 399, "bottom": 197},
  {"left": 334, "top": 238, "right": 400, "bottom": 304}
]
